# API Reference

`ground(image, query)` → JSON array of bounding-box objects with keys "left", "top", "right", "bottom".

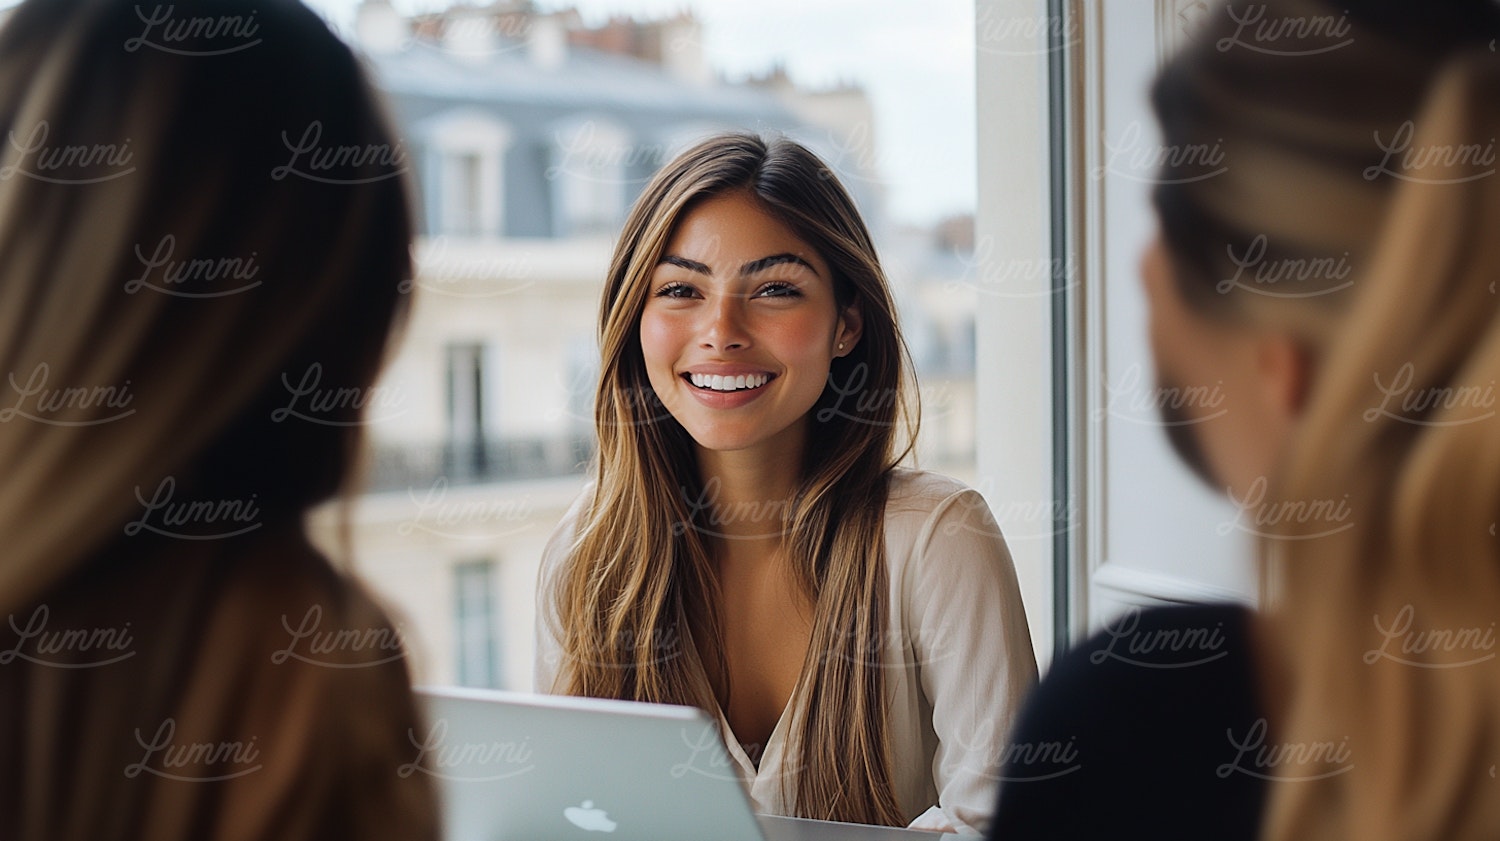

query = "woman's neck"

[{"left": 694, "top": 439, "right": 803, "bottom": 561}]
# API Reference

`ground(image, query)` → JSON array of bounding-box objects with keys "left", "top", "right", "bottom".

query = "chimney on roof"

[
  {"left": 527, "top": 13, "right": 567, "bottom": 71},
  {"left": 443, "top": 7, "right": 499, "bottom": 64},
  {"left": 659, "top": 14, "right": 710, "bottom": 87},
  {"left": 355, "top": 0, "right": 407, "bottom": 54}
]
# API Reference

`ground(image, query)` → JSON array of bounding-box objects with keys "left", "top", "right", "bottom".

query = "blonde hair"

[
  {"left": 548, "top": 133, "right": 920, "bottom": 824},
  {"left": 1153, "top": 2, "right": 1500, "bottom": 837}
]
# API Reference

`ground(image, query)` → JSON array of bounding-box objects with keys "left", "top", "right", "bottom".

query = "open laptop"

[{"left": 414, "top": 686, "right": 940, "bottom": 841}]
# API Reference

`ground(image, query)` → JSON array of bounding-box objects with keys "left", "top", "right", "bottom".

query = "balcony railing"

[{"left": 364, "top": 435, "right": 594, "bottom": 494}]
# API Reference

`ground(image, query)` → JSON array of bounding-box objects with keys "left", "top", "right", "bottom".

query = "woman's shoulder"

[
  {"left": 882, "top": 468, "right": 999, "bottom": 549},
  {"left": 887, "top": 466, "right": 974, "bottom": 502},
  {"left": 540, "top": 481, "right": 596, "bottom": 569},
  {"left": 991, "top": 603, "right": 1265, "bottom": 839},
  {"left": 1020, "top": 604, "right": 1258, "bottom": 727},
  {"left": 214, "top": 533, "right": 413, "bottom": 672},
  {"left": 1041, "top": 603, "right": 1256, "bottom": 693},
  {"left": 885, "top": 468, "right": 985, "bottom": 520},
  {"left": 550, "top": 481, "right": 596, "bottom": 531},
  {"left": 204, "top": 536, "right": 440, "bottom": 838},
  {"left": 214, "top": 534, "right": 430, "bottom": 746}
]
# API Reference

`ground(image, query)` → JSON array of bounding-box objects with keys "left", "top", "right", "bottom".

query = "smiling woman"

[
  {"left": 534, "top": 133, "right": 1037, "bottom": 833},
  {"left": 641, "top": 190, "right": 858, "bottom": 457}
]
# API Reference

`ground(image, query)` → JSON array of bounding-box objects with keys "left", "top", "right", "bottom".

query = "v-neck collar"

[{"left": 681, "top": 618, "right": 804, "bottom": 782}]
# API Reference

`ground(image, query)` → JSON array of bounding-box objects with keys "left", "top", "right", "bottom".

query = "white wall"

[
  {"left": 1081, "top": 0, "right": 1255, "bottom": 627},
  {"left": 974, "top": 0, "right": 1058, "bottom": 665}
]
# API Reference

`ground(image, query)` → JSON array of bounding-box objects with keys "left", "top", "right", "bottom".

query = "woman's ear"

[
  {"left": 1256, "top": 333, "right": 1314, "bottom": 421},
  {"left": 835, "top": 299, "right": 864, "bottom": 357}
]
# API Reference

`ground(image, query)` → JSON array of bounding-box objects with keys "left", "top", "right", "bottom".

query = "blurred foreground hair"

[{"left": 1154, "top": 1, "right": 1500, "bottom": 838}]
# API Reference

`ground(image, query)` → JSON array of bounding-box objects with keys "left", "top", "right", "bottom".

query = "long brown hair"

[
  {"left": 1153, "top": 2, "right": 1500, "bottom": 837},
  {"left": 0, "top": 0, "right": 413, "bottom": 612},
  {"left": 548, "top": 133, "right": 919, "bottom": 824},
  {"left": 0, "top": 0, "right": 429, "bottom": 837}
]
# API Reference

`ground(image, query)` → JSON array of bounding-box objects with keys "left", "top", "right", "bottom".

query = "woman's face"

[
  {"left": 639, "top": 190, "right": 860, "bottom": 459},
  {"left": 1141, "top": 233, "right": 1305, "bottom": 500}
]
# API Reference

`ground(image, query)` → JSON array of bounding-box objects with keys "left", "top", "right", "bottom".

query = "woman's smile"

[
  {"left": 683, "top": 371, "right": 774, "bottom": 392},
  {"left": 680, "top": 368, "right": 777, "bottom": 409},
  {"left": 639, "top": 189, "right": 860, "bottom": 456}
]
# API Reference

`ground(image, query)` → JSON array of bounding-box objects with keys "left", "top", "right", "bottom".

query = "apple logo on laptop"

[{"left": 563, "top": 801, "right": 618, "bottom": 833}]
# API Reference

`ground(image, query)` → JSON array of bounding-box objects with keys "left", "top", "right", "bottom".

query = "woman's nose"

[{"left": 700, "top": 292, "right": 750, "bottom": 352}]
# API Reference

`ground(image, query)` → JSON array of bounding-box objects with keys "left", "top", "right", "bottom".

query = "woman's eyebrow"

[
  {"left": 659, "top": 254, "right": 711, "bottom": 274},
  {"left": 657, "top": 252, "right": 819, "bottom": 277},
  {"left": 740, "top": 253, "right": 818, "bottom": 277}
]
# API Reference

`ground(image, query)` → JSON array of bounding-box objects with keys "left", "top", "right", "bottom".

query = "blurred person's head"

[
  {"left": 550, "top": 132, "right": 918, "bottom": 824},
  {"left": 1147, "top": 1, "right": 1500, "bottom": 837},
  {"left": 0, "top": 0, "right": 413, "bottom": 613}
]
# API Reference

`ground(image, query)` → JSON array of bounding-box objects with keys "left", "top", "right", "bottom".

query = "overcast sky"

[{"left": 303, "top": 0, "right": 977, "bottom": 226}]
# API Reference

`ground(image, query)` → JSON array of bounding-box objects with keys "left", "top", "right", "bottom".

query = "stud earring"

[{"left": 838, "top": 342, "right": 845, "bottom": 351}]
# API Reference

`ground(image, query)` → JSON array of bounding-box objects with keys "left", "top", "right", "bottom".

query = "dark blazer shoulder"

[{"left": 990, "top": 603, "right": 1264, "bottom": 841}]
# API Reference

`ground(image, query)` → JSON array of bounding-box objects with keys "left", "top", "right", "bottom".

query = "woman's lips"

[
  {"left": 684, "top": 372, "right": 771, "bottom": 392},
  {"left": 679, "top": 372, "right": 775, "bottom": 408}
]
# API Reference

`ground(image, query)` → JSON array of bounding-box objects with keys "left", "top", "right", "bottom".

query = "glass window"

[
  {"left": 549, "top": 118, "right": 631, "bottom": 238},
  {"left": 420, "top": 109, "right": 511, "bottom": 239},
  {"left": 454, "top": 559, "right": 501, "bottom": 688},
  {"left": 438, "top": 151, "right": 484, "bottom": 237},
  {"left": 445, "top": 342, "right": 487, "bottom": 480}
]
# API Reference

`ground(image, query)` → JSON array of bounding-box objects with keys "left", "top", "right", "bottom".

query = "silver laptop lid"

[{"left": 413, "top": 686, "right": 764, "bottom": 841}]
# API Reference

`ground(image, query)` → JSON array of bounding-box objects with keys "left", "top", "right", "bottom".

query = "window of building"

[
  {"left": 548, "top": 117, "right": 631, "bottom": 238},
  {"left": 446, "top": 342, "right": 487, "bottom": 480},
  {"left": 438, "top": 151, "right": 484, "bottom": 237},
  {"left": 454, "top": 559, "right": 501, "bottom": 688},
  {"left": 421, "top": 109, "right": 511, "bottom": 238}
]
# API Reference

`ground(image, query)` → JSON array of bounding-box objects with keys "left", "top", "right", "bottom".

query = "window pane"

[{"left": 454, "top": 559, "right": 500, "bottom": 688}]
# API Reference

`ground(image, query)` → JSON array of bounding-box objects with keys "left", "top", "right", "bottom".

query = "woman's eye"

[
  {"left": 653, "top": 283, "right": 697, "bottom": 299},
  {"left": 756, "top": 282, "right": 802, "bottom": 299}
]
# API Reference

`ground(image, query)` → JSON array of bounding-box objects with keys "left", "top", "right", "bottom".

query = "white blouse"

[{"left": 533, "top": 469, "right": 1037, "bottom": 834}]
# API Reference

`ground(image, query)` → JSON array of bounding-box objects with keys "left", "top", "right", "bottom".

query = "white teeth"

[{"left": 688, "top": 373, "right": 769, "bottom": 392}]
